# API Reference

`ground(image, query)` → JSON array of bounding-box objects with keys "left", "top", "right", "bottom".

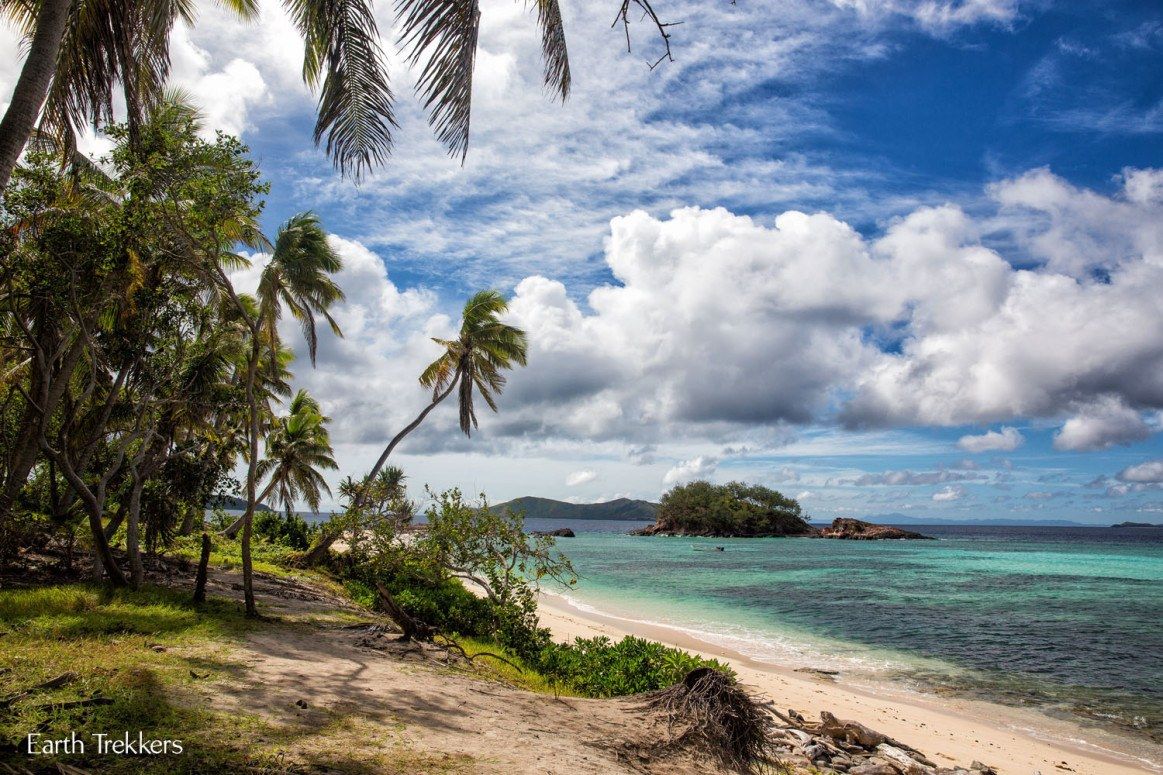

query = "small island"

[
  {"left": 632, "top": 481, "right": 817, "bottom": 537},
  {"left": 633, "top": 482, "right": 936, "bottom": 540},
  {"left": 819, "top": 518, "right": 933, "bottom": 540},
  {"left": 1111, "top": 521, "right": 1163, "bottom": 528}
]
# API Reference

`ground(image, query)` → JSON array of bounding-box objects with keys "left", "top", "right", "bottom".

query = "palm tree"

[
  {"left": 299, "top": 291, "right": 525, "bottom": 567},
  {"left": 357, "top": 290, "right": 527, "bottom": 508},
  {"left": 255, "top": 389, "right": 338, "bottom": 518},
  {"left": 215, "top": 213, "right": 344, "bottom": 617},
  {"left": 223, "top": 390, "right": 335, "bottom": 537},
  {"left": 0, "top": 0, "right": 575, "bottom": 189}
]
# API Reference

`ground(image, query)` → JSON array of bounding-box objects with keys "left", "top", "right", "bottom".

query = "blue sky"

[{"left": 5, "top": 0, "right": 1162, "bottom": 523}]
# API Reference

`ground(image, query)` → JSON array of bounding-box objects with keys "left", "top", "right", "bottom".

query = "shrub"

[
  {"left": 253, "top": 511, "right": 314, "bottom": 549},
  {"left": 533, "top": 635, "right": 734, "bottom": 698}
]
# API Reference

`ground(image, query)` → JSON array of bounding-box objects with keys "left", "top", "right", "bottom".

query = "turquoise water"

[{"left": 526, "top": 520, "right": 1163, "bottom": 746}]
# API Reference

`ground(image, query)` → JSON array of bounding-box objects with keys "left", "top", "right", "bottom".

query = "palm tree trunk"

[
  {"left": 298, "top": 375, "right": 461, "bottom": 568},
  {"left": 355, "top": 373, "right": 461, "bottom": 510},
  {"left": 241, "top": 351, "right": 260, "bottom": 617},
  {"left": 222, "top": 475, "right": 278, "bottom": 540},
  {"left": 0, "top": 0, "right": 73, "bottom": 192}
]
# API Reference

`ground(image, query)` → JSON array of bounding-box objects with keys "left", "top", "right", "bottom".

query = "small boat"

[{"left": 692, "top": 545, "right": 725, "bottom": 552}]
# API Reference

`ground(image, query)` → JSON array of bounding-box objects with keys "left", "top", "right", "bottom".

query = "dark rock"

[
  {"left": 819, "top": 518, "right": 933, "bottom": 540},
  {"left": 531, "top": 528, "right": 575, "bottom": 537}
]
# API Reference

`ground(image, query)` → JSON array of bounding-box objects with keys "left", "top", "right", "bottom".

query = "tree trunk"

[
  {"left": 40, "top": 435, "right": 127, "bottom": 587},
  {"left": 297, "top": 524, "right": 342, "bottom": 567},
  {"left": 84, "top": 500, "right": 126, "bottom": 587},
  {"left": 103, "top": 500, "right": 127, "bottom": 541},
  {"left": 354, "top": 374, "right": 460, "bottom": 511},
  {"left": 193, "top": 533, "right": 211, "bottom": 604},
  {"left": 375, "top": 582, "right": 432, "bottom": 641},
  {"left": 0, "top": 339, "right": 85, "bottom": 555},
  {"left": 241, "top": 350, "right": 260, "bottom": 618},
  {"left": 177, "top": 507, "right": 200, "bottom": 537},
  {"left": 222, "top": 476, "right": 278, "bottom": 539},
  {"left": 126, "top": 475, "right": 145, "bottom": 588},
  {"left": 0, "top": 0, "right": 73, "bottom": 192}
]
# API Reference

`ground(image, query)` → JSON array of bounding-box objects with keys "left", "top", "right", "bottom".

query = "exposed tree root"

[{"left": 640, "top": 667, "right": 777, "bottom": 774}]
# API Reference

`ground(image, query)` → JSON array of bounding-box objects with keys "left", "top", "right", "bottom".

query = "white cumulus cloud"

[
  {"left": 1053, "top": 397, "right": 1153, "bottom": 451},
  {"left": 957, "top": 427, "right": 1024, "bottom": 453},
  {"left": 663, "top": 456, "right": 719, "bottom": 485},
  {"left": 1116, "top": 460, "right": 1163, "bottom": 484},
  {"left": 565, "top": 469, "right": 598, "bottom": 486}
]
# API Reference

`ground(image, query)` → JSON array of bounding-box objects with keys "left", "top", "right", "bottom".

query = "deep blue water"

[{"left": 521, "top": 519, "right": 1163, "bottom": 746}]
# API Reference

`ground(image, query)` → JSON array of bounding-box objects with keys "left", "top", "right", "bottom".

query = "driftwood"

[{"left": 768, "top": 707, "right": 989, "bottom": 775}]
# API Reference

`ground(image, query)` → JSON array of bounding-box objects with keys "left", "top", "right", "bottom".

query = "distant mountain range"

[{"left": 491, "top": 496, "right": 658, "bottom": 521}]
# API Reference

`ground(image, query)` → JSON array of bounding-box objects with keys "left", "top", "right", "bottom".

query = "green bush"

[
  {"left": 532, "top": 635, "right": 734, "bottom": 697},
  {"left": 342, "top": 579, "right": 377, "bottom": 609},
  {"left": 253, "top": 510, "right": 314, "bottom": 549}
]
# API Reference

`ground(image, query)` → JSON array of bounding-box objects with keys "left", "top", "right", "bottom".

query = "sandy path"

[
  {"left": 536, "top": 592, "right": 1161, "bottom": 775},
  {"left": 204, "top": 573, "right": 710, "bottom": 774}
]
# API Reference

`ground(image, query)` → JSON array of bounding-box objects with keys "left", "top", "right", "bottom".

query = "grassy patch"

[
  {"left": 168, "top": 533, "right": 297, "bottom": 578},
  {"left": 0, "top": 581, "right": 466, "bottom": 773},
  {"left": 0, "top": 584, "right": 254, "bottom": 772}
]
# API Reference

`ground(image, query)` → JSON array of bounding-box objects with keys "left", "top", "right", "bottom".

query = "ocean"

[{"left": 520, "top": 518, "right": 1163, "bottom": 754}]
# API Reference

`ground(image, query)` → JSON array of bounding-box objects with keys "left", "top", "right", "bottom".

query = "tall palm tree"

[
  {"left": 0, "top": 0, "right": 575, "bottom": 189},
  {"left": 215, "top": 212, "right": 344, "bottom": 617},
  {"left": 356, "top": 289, "right": 527, "bottom": 509},
  {"left": 255, "top": 389, "right": 337, "bottom": 518}
]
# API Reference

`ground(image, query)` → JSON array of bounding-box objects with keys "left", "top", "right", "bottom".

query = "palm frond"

[
  {"left": 286, "top": 0, "right": 397, "bottom": 179},
  {"left": 397, "top": 0, "right": 480, "bottom": 163},
  {"left": 530, "top": 0, "right": 569, "bottom": 101}
]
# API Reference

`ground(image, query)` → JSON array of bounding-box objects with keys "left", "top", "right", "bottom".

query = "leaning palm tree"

[
  {"left": 358, "top": 289, "right": 527, "bottom": 507},
  {"left": 0, "top": 0, "right": 577, "bottom": 189},
  {"left": 300, "top": 291, "right": 525, "bottom": 566}
]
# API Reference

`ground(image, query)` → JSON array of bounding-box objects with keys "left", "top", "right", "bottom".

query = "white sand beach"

[{"left": 536, "top": 592, "right": 1161, "bottom": 775}]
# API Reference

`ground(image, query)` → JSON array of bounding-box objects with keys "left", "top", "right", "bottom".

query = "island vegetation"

[{"left": 634, "top": 481, "right": 816, "bottom": 537}]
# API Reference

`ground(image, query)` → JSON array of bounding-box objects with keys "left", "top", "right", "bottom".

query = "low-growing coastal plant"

[{"left": 534, "top": 636, "right": 735, "bottom": 698}]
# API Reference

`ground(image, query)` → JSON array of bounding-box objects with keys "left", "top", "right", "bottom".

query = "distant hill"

[
  {"left": 208, "top": 494, "right": 274, "bottom": 512},
  {"left": 491, "top": 496, "right": 658, "bottom": 521}
]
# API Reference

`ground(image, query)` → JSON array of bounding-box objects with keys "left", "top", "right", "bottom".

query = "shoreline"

[{"left": 536, "top": 590, "right": 1161, "bottom": 775}]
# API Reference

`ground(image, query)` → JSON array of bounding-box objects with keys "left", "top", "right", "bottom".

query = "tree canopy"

[{"left": 646, "top": 481, "right": 814, "bottom": 537}]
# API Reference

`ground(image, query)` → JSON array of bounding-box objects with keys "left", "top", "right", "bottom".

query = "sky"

[{"left": 3, "top": 0, "right": 1163, "bottom": 523}]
